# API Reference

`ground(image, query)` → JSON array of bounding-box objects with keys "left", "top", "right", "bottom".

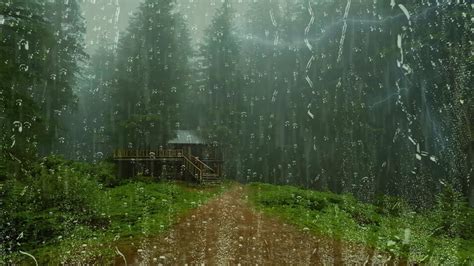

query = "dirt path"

[{"left": 114, "top": 186, "right": 388, "bottom": 265}]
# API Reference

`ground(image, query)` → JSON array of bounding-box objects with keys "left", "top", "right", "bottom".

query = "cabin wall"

[{"left": 168, "top": 144, "right": 205, "bottom": 158}]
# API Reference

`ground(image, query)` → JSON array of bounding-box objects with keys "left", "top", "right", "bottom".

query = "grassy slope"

[
  {"left": 247, "top": 183, "right": 474, "bottom": 265},
  {"left": 7, "top": 181, "right": 227, "bottom": 264}
]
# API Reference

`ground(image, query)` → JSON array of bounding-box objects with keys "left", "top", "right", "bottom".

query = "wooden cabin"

[
  {"left": 168, "top": 130, "right": 207, "bottom": 157},
  {"left": 113, "top": 130, "right": 223, "bottom": 184}
]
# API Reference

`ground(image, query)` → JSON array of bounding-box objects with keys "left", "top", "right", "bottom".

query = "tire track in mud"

[{"left": 114, "top": 185, "right": 391, "bottom": 265}]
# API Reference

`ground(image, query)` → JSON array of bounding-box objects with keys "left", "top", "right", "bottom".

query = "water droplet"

[{"left": 19, "top": 64, "right": 28, "bottom": 72}]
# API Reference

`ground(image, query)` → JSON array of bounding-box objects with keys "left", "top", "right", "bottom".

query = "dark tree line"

[
  {"left": 29, "top": 0, "right": 193, "bottom": 163},
  {"left": 188, "top": 0, "right": 472, "bottom": 207},
  {"left": 0, "top": 0, "right": 86, "bottom": 178}
]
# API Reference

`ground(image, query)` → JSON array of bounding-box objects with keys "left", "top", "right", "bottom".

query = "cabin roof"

[{"left": 168, "top": 130, "right": 206, "bottom": 145}]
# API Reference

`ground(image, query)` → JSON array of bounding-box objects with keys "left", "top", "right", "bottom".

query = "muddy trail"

[{"left": 114, "top": 186, "right": 390, "bottom": 265}]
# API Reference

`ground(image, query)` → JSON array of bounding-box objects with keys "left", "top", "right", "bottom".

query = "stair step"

[
  {"left": 203, "top": 176, "right": 219, "bottom": 179},
  {"left": 202, "top": 174, "right": 219, "bottom": 178},
  {"left": 202, "top": 181, "right": 221, "bottom": 185},
  {"left": 201, "top": 175, "right": 221, "bottom": 185}
]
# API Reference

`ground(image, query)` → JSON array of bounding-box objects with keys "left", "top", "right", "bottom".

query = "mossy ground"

[
  {"left": 247, "top": 182, "right": 474, "bottom": 265},
  {"left": 4, "top": 177, "right": 473, "bottom": 264},
  {"left": 3, "top": 181, "right": 228, "bottom": 264}
]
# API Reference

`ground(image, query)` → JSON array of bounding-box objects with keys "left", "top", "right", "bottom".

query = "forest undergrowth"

[
  {"left": 248, "top": 183, "right": 474, "bottom": 265},
  {"left": 0, "top": 157, "right": 226, "bottom": 264}
]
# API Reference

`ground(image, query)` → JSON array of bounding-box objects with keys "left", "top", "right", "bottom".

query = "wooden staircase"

[
  {"left": 182, "top": 154, "right": 221, "bottom": 185},
  {"left": 201, "top": 174, "right": 221, "bottom": 185}
]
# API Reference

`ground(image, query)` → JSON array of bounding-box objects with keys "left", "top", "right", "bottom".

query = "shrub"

[
  {"left": 0, "top": 156, "right": 106, "bottom": 255},
  {"left": 69, "top": 160, "right": 119, "bottom": 187},
  {"left": 29, "top": 156, "right": 102, "bottom": 213},
  {"left": 348, "top": 206, "right": 381, "bottom": 226},
  {"left": 374, "top": 194, "right": 410, "bottom": 217},
  {"left": 251, "top": 183, "right": 341, "bottom": 211},
  {"left": 433, "top": 185, "right": 472, "bottom": 239}
]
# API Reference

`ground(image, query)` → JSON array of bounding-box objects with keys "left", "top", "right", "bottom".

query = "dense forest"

[{"left": 1, "top": 0, "right": 473, "bottom": 264}]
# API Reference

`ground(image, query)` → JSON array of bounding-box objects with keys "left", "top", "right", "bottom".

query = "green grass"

[
  {"left": 247, "top": 182, "right": 474, "bottom": 265},
  {"left": 4, "top": 181, "right": 227, "bottom": 264}
]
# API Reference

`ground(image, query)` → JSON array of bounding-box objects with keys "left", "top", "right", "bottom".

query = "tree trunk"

[{"left": 469, "top": 186, "right": 474, "bottom": 208}]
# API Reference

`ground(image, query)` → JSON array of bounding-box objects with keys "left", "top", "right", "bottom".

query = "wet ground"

[{"left": 113, "top": 186, "right": 392, "bottom": 265}]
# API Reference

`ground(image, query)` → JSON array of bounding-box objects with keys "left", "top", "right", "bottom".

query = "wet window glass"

[{"left": 1, "top": 0, "right": 473, "bottom": 264}]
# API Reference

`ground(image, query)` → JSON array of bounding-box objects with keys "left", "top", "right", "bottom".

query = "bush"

[
  {"left": 348, "top": 206, "right": 381, "bottom": 226},
  {"left": 67, "top": 160, "right": 118, "bottom": 187},
  {"left": 251, "top": 183, "right": 345, "bottom": 211},
  {"left": 0, "top": 156, "right": 106, "bottom": 255},
  {"left": 463, "top": 209, "right": 474, "bottom": 240},
  {"left": 433, "top": 185, "right": 473, "bottom": 239},
  {"left": 374, "top": 194, "right": 410, "bottom": 217},
  {"left": 29, "top": 156, "right": 102, "bottom": 213}
]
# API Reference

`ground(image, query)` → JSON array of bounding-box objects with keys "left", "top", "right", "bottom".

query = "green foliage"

[
  {"left": 102, "top": 182, "right": 219, "bottom": 237},
  {"left": 254, "top": 183, "right": 340, "bottom": 211},
  {"left": 248, "top": 183, "right": 474, "bottom": 264},
  {"left": 121, "top": 114, "right": 161, "bottom": 130},
  {"left": 0, "top": 157, "right": 104, "bottom": 256},
  {"left": 0, "top": 1, "right": 50, "bottom": 176},
  {"left": 433, "top": 185, "right": 474, "bottom": 239},
  {"left": 25, "top": 157, "right": 100, "bottom": 212},
  {"left": 374, "top": 194, "right": 410, "bottom": 217},
  {"left": 189, "top": 0, "right": 474, "bottom": 209},
  {"left": 1, "top": 157, "right": 104, "bottom": 214},
  {"left": 0, "top": 0, "right": 86, "bottom": 164},
  {"left": 68, "top": 160, "right": 119, "bottom": 187},
  {"left": 39, "top": 0, "right": 87, "bottom": 154},
  {"left": 110, "top": 0, "right": 192, "bottom": 148},
  {"left": 0, "top": 156, "right": 223, "bottom": 264},
  {"left": 197, "top": 1, "right": 243, "bottom": 178}
]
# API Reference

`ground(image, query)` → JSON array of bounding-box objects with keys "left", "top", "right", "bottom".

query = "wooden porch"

[{"left": 112, "top": 148, "right": 222, "bottom": 184}]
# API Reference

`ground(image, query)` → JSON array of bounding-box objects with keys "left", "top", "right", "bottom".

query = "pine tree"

[
  {"left": 0, "top": 0, "right": 52, "bottom": 178},
  {"left": 201, "top": 0, "right": 243, "bottom": 177},
  {"left": 68, "top": 36, "right": 116, "bottom": 161},
  {"left": 111, "top": 0, "right": 192, "bottom": 148},
  {"left": 41, "top": 0, "right": 87, "bottom": 154}
]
